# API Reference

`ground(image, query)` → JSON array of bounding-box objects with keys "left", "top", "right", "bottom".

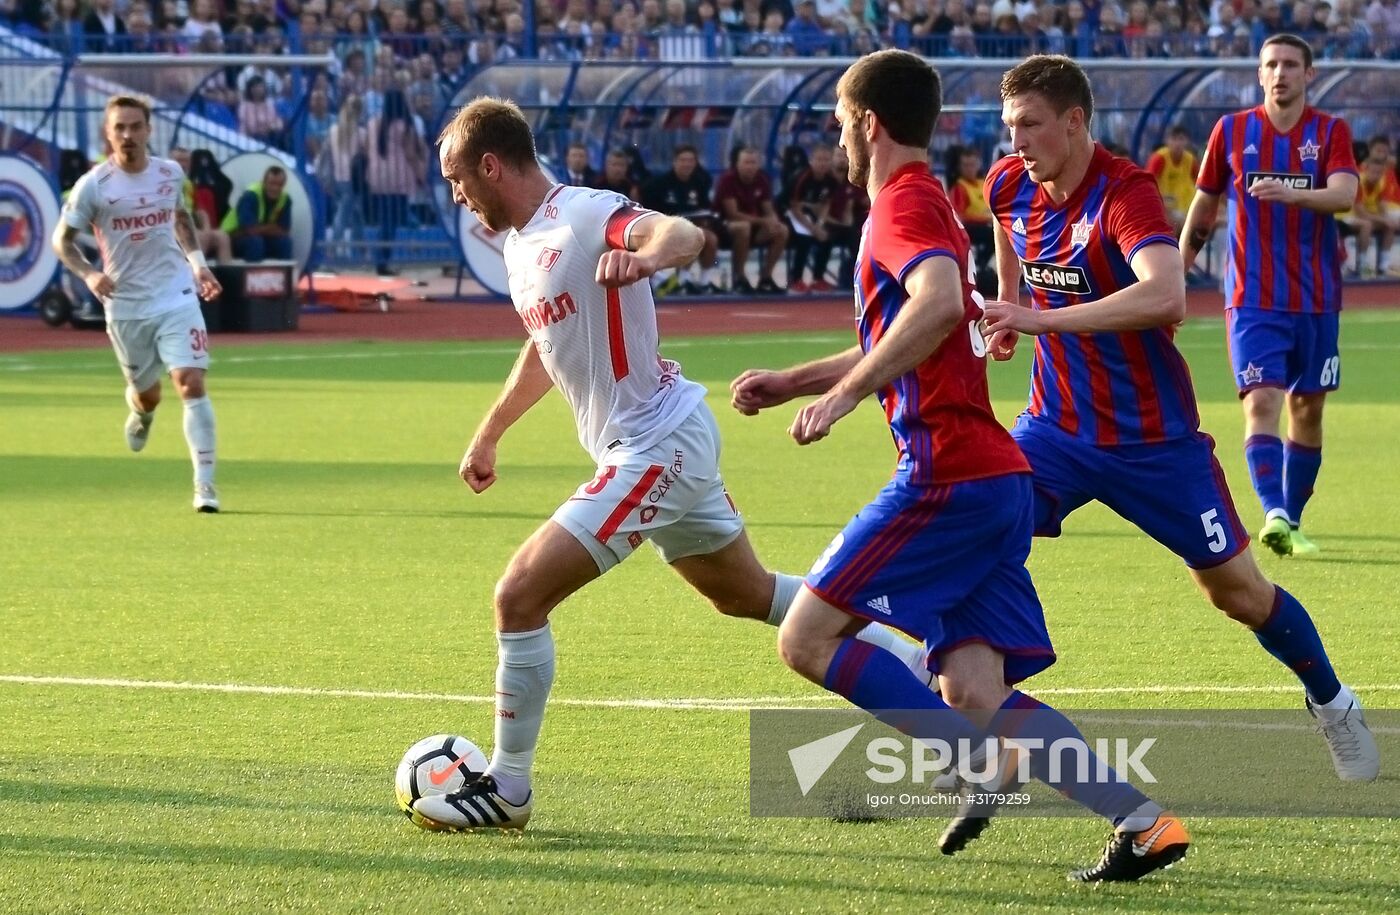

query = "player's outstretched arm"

[
  {"left": 51, "top": 223, "right": 113, "bottom": 299},
  {"left": 1179, "top": 188, "right": 1219, "bottom": 273},
  {"left": 789, "top": 257, "right": 964, "bottom": 445},
  {"left": 984, "top": 243, "right": 1185, "bottom": 337},
  {"left": 461, "top": 341, "right": 555, "bottom": 493},
  {"left": 730, "top": 346, "right": 863, "bottom": 416},
  {"left": 596, "top": 213, "right": 703, "bottom": 288}
]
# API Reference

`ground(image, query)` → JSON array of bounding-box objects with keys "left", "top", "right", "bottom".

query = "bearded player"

[{"left": 52, "top": 94, "right": 223, "bottom": 512}]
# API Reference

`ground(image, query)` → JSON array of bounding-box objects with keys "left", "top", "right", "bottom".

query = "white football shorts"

[
  {"left": 551, "top": 401, "right": 745, "bottom": 572},
  {"left": 107, "top": 302, "right": 210, "bottom": 392}
]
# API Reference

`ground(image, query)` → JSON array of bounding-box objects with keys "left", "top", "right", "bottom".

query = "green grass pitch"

[{"left": 2, "top": 312, "right": 1398, "bottom": 913}]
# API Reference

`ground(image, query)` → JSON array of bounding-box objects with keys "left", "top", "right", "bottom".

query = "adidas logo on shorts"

[{"left": 866, "top": 595, "right": 891, "bottom": 615}]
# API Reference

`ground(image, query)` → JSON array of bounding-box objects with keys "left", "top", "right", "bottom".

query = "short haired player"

[
  {"left": 979, "top": 55, "right": 1376, "bottom": 784},
  {"left": 52, "top": 95, "right": 223, "bottom": 512},
  {"left": 1180, "top": 34, "right": 1360, "bottom": 557},
  {"left": 732, "top": 50, "right": 1188, "bottom": 883},
  {"left": 411, "top": 97, "right": 927, "bottom": 832}
]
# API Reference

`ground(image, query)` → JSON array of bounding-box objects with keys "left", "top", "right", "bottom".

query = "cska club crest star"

[
  {"left": 1238, "top": 362, "right": 1265, "bottom": 385},
  {"left": 1070, "top": 215, "right": 1093, "bottom": 248},
  {"left": 1297, "top": 139, "right": 1320, "bottom": 161}
]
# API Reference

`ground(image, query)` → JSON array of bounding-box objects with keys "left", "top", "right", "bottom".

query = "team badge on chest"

[{"left": 1070, "top": 215, "right": 1093, "bottom": 249}]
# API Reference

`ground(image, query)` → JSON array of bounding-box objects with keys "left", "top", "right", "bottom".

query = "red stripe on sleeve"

[
  {"left": 604, "top": 205, "right": 648, "bottom": 250},
  {"left": 606, "top": 286, "right": 629, "bottom": 381},
  {"left": 595, "top": 465, "right": 664, "bottom": 543}
]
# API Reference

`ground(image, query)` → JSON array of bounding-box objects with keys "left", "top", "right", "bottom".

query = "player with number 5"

[
  {"left": 732, "top": 50, "right": 1195, "bottom": 882},
  {"left": 978, "top": 55, "right": 1376, "bottom": 783}
]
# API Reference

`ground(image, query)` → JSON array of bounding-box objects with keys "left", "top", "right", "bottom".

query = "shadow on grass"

[{"left": 0, "top": 454, "right": 585, "bottom": 497}]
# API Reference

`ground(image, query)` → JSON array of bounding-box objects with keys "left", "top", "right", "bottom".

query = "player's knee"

[
  {"left": 1243, "top": 390, "right": 1284, "bottom": 427},
  {"left": 174, "top": 375, "right": 206, "bottom": 399},
  {"left": 775, "top": 624, "right": 812, "bottom": 676},
  {"left": 1203, "top": 570, "right": 1273, "bottom": 626},
  {"left": 493, "top": 574, "right": 550, "bottom": 631},
  {"left": 939, "top": 678, "right": 1007, "bottom": 712},
  {"left": 1288, "top": 394, "right": 1325, "bottom": 430}
]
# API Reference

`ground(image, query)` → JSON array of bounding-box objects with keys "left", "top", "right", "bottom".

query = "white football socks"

[
  {"left": 766, "top": 573, "right": 804, "bottom": 626},
  {"left": 1311, "top": 683, "right": 1356, "bottom": 718},
  {"left": 765, "top": 572, "right": 932, "bottom": 685},
  {"left": 487, "top": 624, "right": 556, "bottom": 805},
  {"left": 182, "top": 396, "right": 216, "bottom": 485}
]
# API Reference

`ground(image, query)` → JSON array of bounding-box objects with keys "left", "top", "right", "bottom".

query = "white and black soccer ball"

[{"left": 395, "top": 734, "right": 487, "bottom": 824}]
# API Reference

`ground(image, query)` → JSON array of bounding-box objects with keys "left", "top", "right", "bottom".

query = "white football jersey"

[
  {"left": 61, "top": 156, "right": 198, "bottom": 321},
  {"left": 503, "top": 184, "right": 706, "bottom": 462}
]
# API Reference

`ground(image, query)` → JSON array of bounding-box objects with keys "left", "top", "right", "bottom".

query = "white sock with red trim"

[{"left": 486, "top": 624, "right": 555, "bottom": 805}]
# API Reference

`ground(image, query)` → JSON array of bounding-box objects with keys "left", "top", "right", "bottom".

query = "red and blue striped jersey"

[
  {"left": 1197, "top": 106, "right": 1356, "bottom": 313},
  {"left": 855, "top": 161, "right": 1028, "bottom": 485},
  {"left": 985, "top": 145, "right": 1199, "bottom": 446}
]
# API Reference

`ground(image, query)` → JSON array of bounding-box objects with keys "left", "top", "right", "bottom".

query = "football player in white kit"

[
  {"left": 52, "top": 95, "right": 223, "bottom": 512},
  {"left": 412, "top": 98, "right": 929, "bottom": 831}
]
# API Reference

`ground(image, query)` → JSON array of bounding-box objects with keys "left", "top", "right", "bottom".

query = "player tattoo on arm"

[
  {"left": 1185, "top": 224, "right": 1212, "bottom": 257},
  {"left": 52, "top": 224, "right": 97, "bottom": 279},
  {"left": 174, "top": 207, "right": 200, "bottom": 255},
  {"left": 1179, "top": 190, "right": 1220, "bottom": 270}
]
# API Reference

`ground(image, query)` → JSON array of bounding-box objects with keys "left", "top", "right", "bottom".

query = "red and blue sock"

[
  {"left": 1252, "top": 586, "right": 1341, "bottom": 704},
  {"left": 992, "top": 691, "right": 1156, "bottom": 825},
  {"left": 1245, "top": 434, "right": 1287, "bottom": 520},
  {"left": 1283, "top": 439, "right": 1322, "bottom": 527},
  {"left": 823, "top": 638, "right": 982, "bottom": 744}
]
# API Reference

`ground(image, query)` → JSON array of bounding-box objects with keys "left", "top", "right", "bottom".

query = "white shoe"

[
  {"left": 1307, "top": 687, "right": 1380, "bottom": 781},
  {"left": 193, "top": 483, "right": 220, "bottom": 513},
  {"left": 124, "top": 410, "right": 153, "bottom": 452},
  {"left": 410, "top": 774, "right": 532, "bottom": 831}
]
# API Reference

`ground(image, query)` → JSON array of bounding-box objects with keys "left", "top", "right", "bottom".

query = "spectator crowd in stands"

[
  {"left": 12, "top": 0, "right": 1398, "bottom": 286},
  {"left": 7, "top": 0, "right": 1400, "bottom": 66}
]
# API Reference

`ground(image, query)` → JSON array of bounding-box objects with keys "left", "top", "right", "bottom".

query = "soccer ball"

[{"left": 394, "top": 734, "right": 487, "bottom": 826}]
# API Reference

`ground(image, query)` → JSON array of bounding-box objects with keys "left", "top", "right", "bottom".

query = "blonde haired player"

[
  {"left": 413, "top": 97, "right": 927, "bottom": 831},
  {"left": 52, "top": 95, "right": 223, "bottom": 511}
]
